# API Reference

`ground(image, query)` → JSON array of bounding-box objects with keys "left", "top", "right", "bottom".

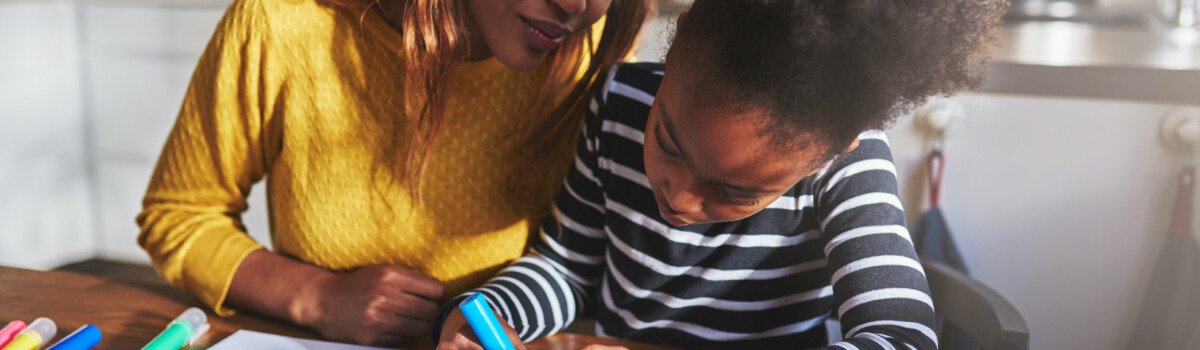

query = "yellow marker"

[{"left": 1, "top": 318, "right": 56, "bottom": 350}]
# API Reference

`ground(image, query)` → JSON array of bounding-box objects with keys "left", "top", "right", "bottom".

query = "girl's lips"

[
  {"left": 659, "top": 209, "right": 689, "bottom": 227},
  {"left": 521, "top": 16, "right": 567, "bottom": 51}
]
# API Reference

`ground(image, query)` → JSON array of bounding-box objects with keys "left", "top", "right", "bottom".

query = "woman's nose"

[{"left": 549, "top": 0, "right": 587, "bottom": 16}]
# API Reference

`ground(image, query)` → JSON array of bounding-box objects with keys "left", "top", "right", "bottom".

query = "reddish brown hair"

[{"left": 326, "top": 0, "right": 649, "bottom": 200}]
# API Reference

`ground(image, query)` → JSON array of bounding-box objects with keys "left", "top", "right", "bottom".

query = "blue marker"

[
  {"left": 46, "top": 325, "right": 101, "bottom": 350},
  {"left": 459, "top": 293, "right": 516, "bottom": 350}
]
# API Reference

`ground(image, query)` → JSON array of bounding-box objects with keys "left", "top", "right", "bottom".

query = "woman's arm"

[
  {"left": 136, "top": 0, "right": 278, "bottom": 317},
  {"left": 815, "top": 131, "right": 938, "bottom": 350},
  {"left": 228, "top": 250, "right": 443, "bottom": 345},
  {"left": 137, "top": 0, "right": 442, "bottom": 346}
]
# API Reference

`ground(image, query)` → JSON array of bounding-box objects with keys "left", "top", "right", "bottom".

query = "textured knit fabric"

[
  {"left": 447, "top": 63, "right": 938, "bottom": 349},
  {"left": 138, "top": 0, "right": 598, "bottom": 315}
]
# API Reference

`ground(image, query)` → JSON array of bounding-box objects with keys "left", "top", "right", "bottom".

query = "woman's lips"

[
  {"left": 521, "top": 16, "right": 567, "bottom": 51},
  {"left": 659, "top": 209, "right": 689, "bottom": 227}
]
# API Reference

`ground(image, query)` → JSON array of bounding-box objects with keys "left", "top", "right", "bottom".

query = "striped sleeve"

[
  {"left": 816, "top": 131, "right": 938, "bottom": 350},
  {"left": 448, "top": 71, "right": 618, "bottom": 342}
]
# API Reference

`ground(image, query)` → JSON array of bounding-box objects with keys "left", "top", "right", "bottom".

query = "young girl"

[
  {"left": 435, "top": 0, "right": 1005, "bottom": 349},
  {"left": 138, "top": 0, "right": 646, "bottom": 346}
]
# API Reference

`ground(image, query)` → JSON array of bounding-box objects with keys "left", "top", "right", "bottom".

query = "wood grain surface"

[{"left": 0, "top": 266, "right": 674, "bottom": 350}]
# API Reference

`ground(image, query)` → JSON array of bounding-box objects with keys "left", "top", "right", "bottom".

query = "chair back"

[{"left": 922, "top": 258, "right": 1029, "bottom": 350}]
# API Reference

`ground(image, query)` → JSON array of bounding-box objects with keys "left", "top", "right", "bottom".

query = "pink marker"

[{"left": 0, "top": 320, "right": 27, "bottom": 347}]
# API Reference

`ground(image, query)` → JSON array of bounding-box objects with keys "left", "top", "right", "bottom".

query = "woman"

[{"left": 137, "top": 0, "right": 647, "bottom": 346}]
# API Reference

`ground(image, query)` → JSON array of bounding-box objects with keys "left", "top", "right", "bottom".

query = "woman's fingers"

[
  {"left": 379, "top": 265, "right": 446, "bottom": 300},
  {"left": 383, "top": 292, "right": 441, "bottom": 321},
  {"left": 310, "top": 264, "right": 445, "bottom": 345},
  {"left": 365, "top": 310, "right": 432, "bottom": 340}
]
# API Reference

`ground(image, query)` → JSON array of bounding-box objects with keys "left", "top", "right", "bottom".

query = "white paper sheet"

[{"left": 209, "top": 330, "right": 399, "bottom": 350}]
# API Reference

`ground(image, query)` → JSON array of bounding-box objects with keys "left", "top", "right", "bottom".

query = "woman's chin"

[{"left": 492, "top": 49, "right": 550, "bottom": 71}]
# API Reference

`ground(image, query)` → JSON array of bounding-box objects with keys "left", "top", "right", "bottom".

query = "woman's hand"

[
  {"left": 436, "top": 306, "right": 525, "bottom": 350},
  {"left": 228, "top": 250, "right": 445, "bottom": 347},
  {"left": 303, "top": 265, "right": 445, "bottom": 346}
]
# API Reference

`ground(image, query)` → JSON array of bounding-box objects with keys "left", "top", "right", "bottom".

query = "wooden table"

[{"left": 0, "top": 266, "right": 673, "bottom": 349}]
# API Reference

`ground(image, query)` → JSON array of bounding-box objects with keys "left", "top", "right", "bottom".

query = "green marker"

[{"left": 142, "top": 307, "right": 209, "bottom": 350}]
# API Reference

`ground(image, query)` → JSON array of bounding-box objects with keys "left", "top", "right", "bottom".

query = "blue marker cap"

[
  {"left": 46, "top": 324, "right": 101, "bottom": 350},
  {"left": 458, "top": 293, "right": 516, "bottom": 350}
]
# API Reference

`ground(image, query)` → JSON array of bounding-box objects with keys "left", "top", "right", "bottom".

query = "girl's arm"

[{"left": 814, "top": 131, "right": 939, "bottom": 350}]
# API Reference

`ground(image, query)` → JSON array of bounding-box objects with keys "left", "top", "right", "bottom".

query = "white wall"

[
  {"left": 0, "top": 0, "right": 95, "bottom": 270},
  {"left": 0, "top": 0, "right": 271, "bottom": 266},
  {"left": 83, "top": 1, "right": 274, "bottom": 264},
  {"left": 887, "top": 93, "right": 1183, "bottom": 350},
  {"left": 77, "top": 2, "right": 259, "bottom": 263}
]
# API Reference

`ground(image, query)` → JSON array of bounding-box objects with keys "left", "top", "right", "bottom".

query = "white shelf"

[{"left": 980, "top": 21, "right": 1200, "bottom": 105}]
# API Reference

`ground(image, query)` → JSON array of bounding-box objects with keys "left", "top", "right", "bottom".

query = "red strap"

[
  {"left": 928, "top": 150, "right": 945, "bottom": 208},
  {"left": 1169, "top": 165, "right": 1195, "bottom": 237}
]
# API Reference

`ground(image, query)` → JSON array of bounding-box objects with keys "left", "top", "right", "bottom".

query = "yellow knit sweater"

[{"left": 138, "top": 0, "right": 594, "bottom": 315}]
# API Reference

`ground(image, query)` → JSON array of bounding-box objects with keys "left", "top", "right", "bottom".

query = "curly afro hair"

[{"left": 668, "top": 0, "right": 1009, "bottom": 157}]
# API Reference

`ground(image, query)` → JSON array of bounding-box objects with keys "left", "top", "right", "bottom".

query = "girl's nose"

[{"left": 663, "top": 176, "right": 704, "bottom": 214}]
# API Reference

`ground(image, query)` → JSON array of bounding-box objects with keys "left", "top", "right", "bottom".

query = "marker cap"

[
  {"left": 24, "top": 318, "right": 57, "bottom": 344},
  {"left": 142, "top": 308, "right": 209, "bottom": 350},
  {"left": 173, "top": 308, "right": 209, "bottom": 344},
  {"left": 0, "top": 320, "right": 27, "bottom": 346},
  {"left": 3, "top": 318, "right": 56, "bottom": 350}
]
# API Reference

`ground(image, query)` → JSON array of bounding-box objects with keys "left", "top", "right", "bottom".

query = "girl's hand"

[
  {"left": 436, "top": 306, "right": 526, "bottom": 350},
  {"left": 302, "top": 265, "right": 445, "bottom": 346}
]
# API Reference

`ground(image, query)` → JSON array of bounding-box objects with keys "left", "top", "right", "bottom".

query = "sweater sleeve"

[
  {"left": 437, "top": 74, "right": 614, "bottom": 343},
  {"left": 136, "top": 0, "right": 282, "bottom": 316},
  {"left": 814, "top": 131, "right": 939, "bottom": 350}
]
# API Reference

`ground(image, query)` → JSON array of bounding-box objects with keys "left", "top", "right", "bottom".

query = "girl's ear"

[{"left": 843, "top": 138, "right": 860, "bottom": 153}]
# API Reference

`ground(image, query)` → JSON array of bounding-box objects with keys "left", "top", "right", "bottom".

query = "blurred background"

[{"left": 2, "top": 0, "right": 1199, "bottom": 349}]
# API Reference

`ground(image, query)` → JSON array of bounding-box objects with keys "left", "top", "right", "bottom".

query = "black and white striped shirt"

[{"left": 452, "top": 63, "right": 937, "bottom": 350}]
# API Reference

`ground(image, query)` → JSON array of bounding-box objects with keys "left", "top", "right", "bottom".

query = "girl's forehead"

[{"left": 654, "top": 75, "right": 827, "bottom": 190}]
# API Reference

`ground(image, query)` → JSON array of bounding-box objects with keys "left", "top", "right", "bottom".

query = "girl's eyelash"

[
  {"left": 727, "top": 196, "right": 759, "bottom": 206},
  {"left": 655, "top": 122, "right": 683, "bottom": 158},
  {"left": 717, "top": 186, "right": 760, "bottom": 207},
  {"left": 655, "top": 118, "right": 757, "bottom": 207}
]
